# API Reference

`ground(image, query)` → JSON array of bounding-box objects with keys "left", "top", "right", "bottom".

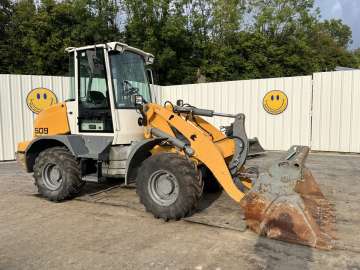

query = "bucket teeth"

[{"left": 240, "top": 146, "right": 336, "bottom": 249}]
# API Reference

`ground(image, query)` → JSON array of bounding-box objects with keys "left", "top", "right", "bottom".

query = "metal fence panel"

[
  {"left": 312, "top": 71, "right": 360, "bottom": 152},
  {"left": 2, "top": 71, "right": 360, "bottom": 161},
  {"left": 158, "top": 76, "right": 313, "bottom": 151},
  {"left": 0, "top": 74, "right": 69, "bottom": 161}
]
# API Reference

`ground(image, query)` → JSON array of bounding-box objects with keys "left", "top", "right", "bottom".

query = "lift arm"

[{"left": 142, "top": 103, "right": 248, "bottom": 202}]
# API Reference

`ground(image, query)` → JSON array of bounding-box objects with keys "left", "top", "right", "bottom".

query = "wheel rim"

[
  {"left": 148, "top": 170, "right": 179, "bottom": 206},
  {"left": 42, "top": 163, "right": 63, "bottom": 190}
]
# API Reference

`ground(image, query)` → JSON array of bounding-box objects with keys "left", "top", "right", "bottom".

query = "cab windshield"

[{"left": 109, "top": 51, "right": 151, "bottom": 108}]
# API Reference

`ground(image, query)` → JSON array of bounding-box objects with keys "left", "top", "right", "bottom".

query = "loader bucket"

[{"left": 240, "top": 146, "right": 336, "bottom": 249}]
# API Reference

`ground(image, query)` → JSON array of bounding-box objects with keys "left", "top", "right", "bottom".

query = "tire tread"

[
  {"left": 136, "top": 153, "right": 203, "bottom": 220},
  {"left": 33, "top": 146, "right": 84, "bottom": 202}
]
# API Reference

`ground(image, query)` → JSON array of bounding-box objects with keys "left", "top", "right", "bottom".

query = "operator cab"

[{"left": 65, "top": 42, "right": 154, "bottom": 143}]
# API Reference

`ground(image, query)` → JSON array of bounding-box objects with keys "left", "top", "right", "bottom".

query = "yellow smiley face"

[
  {"left": 26, "top": 88, "right": 58, "bottom": 114},
  {"left": 263, "top": 90, "right": 288, "bottom": 115}
]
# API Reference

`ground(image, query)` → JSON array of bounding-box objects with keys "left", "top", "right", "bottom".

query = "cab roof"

[{"left": 65, "top": 42, "right": 155, "bottom": 65}]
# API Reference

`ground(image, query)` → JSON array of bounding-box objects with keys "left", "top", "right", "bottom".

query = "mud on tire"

[
  {"left": 33, "top": 147, "right": 84, "bottom": 202},
  {"left": 136, "top": 153, "right": 203, "bottom": 220}
]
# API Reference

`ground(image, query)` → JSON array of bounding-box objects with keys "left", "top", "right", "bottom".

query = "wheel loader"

[{"left": 16, "top": 42, "right": 335, "bottom": 249}]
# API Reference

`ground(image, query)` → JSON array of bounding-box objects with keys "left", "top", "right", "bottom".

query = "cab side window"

[{"left": 78, "top": 49, "right": 109, "bottom": 108}]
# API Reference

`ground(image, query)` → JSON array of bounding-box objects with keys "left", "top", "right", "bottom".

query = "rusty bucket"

[{"left": 240, "top": 146, "right": 336, "bottom": 249}]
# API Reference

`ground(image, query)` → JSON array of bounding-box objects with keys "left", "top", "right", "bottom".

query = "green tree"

[
  {"left": 353, "top": 48, "right": 360, "bottom": 68},
  {"left": 318, "top": 19, "right": 352, "bottom": 48},
  {"left": 0, "top": 0, "right": 358, "bottom": 82},
  {"left": 199, "top": 0, "right": 247, "bottom": 81},
  {"left": 2, "top": 0, "right": 120, "bottom": 75},
  {"left": 0, "top": 0, "right": 12, "bottom": 73},
  {"left": 249, "top": 0, "right": 357, "bottom": 76},
  {"left": 122, "top": 0, "right": 198, "bottom": 85},
  {"left": 310, "top": 19, "right": 357, "bottom": 71},
  {"left": 251, "top": 0, "right": 318, "bottom": 39}
]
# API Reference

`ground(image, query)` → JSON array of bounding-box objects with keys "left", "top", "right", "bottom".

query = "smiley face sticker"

[
  {"left": 263, "top": 90, "right": 288, "bottom": 115},
  {"left": 26, "top": 88, "right": 58, "bottom": 114}
]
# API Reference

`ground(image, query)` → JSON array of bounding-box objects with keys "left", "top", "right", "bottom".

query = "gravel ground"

[{"left": 0, "top": 152, "right": 359, "bottom": 270}]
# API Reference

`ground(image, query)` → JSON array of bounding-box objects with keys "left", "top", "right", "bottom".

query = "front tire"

[
  {"left": 33, "top": 147, "right": 84, "bottom": 201},
  {"left": 136, "top": 153, "right": 203, "bottom": 220}
]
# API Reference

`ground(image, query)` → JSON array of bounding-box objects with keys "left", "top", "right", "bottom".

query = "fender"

[
  {"left": 23, "top": 135, "right": 113, "bottom": 172},
  {"left": 125, "top": 138, "right": 167, "bottom": 185}
]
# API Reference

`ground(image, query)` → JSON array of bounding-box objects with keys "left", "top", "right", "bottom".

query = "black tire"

[
  {"left": 136, "top": 153, "right": 203, "bottom": 220},
  {"left": 200, "top": 166, "right": 223, "bottom": 193},
  {"left": 33, "top": 147, "right": 84, "bottom": 202}
]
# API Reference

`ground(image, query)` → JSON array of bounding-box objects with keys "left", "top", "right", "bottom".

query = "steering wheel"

[{"left": 123, "top": 80, "right": 140, "bottom": 96}]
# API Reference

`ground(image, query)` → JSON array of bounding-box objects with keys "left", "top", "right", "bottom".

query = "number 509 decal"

[{"left": 35, "top": 128, "right": 48, "bottom": 134}]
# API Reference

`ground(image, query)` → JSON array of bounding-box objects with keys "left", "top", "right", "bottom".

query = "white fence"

[
  {"left": 0, "top": 74, "right": 69, "bottom": 161},
  {"left": 312, "top": 71, "right": 360, "bottom": 152},
  {"left": 159, "top": 76, "right": 313, "bottom": 151},
  {"left": 0, "top": 71, "right": 360, "bottom": 161}
]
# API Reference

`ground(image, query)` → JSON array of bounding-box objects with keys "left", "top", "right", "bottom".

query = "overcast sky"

[{"left": 315, "top": 0, "right": 360, "bottom": 49}]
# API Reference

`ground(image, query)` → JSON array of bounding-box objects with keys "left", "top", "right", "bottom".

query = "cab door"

[{"left": 76, "top": 47, "right": 114, "bottom": 135}]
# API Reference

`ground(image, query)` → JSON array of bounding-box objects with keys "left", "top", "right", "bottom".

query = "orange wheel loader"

[{"left": 16, "top": 42, "right": 335, "bottom": 249}]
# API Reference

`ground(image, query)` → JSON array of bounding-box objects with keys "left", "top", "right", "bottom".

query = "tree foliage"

[
  {"left": 0, "top": 0, "right": 358, "bottom": 84},
  {"left": 354, "top": 48, "right": 360, "bottom": 68},
  {"left": 0, "top": 0, "right": 12, "bottom": 73},
  {"left": 1, "top": 0, "right": 119, "bottom": 74}
]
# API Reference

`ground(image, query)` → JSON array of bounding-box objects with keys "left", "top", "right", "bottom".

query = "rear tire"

[
  {"left": 33, "top": 147, "right": 84, "bottom": 202},
  {"left": 136, "top": 153, "right": 203, "bottom": 220}
]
